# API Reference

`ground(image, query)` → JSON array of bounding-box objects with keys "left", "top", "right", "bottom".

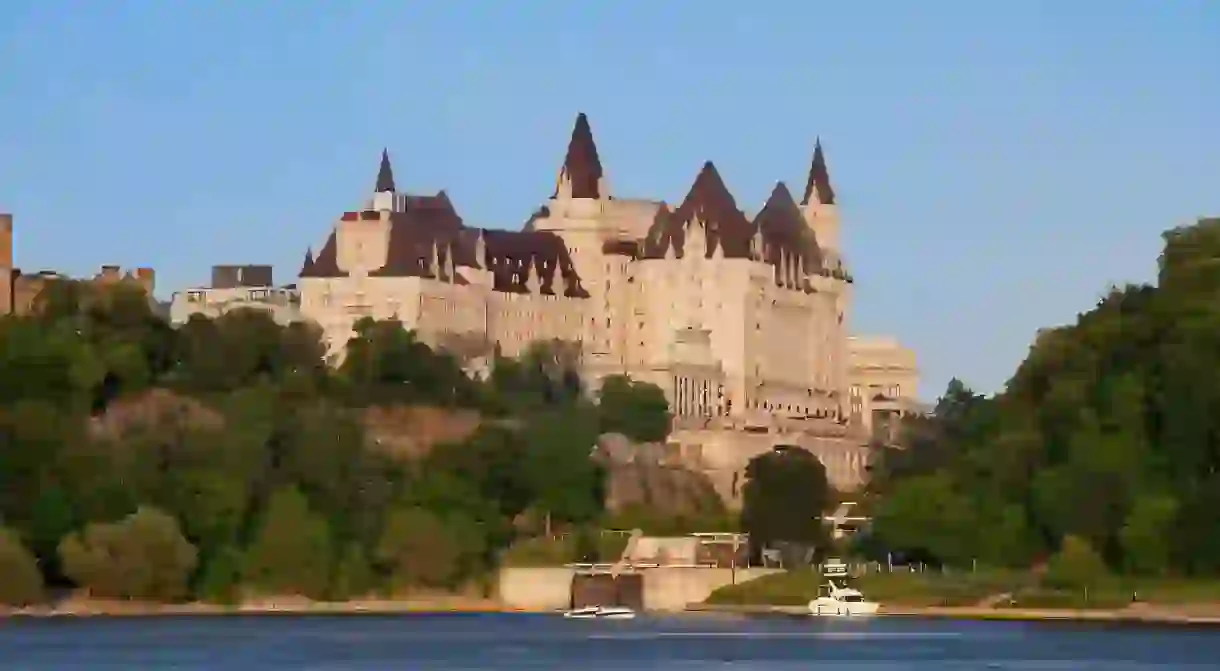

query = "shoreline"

[
  {"left": 0, "top": 596, "right": 549, "bottom": 619},
  {"left": 10, "top": 598, "right": 1220, "bottom": 626},
  {"left": 687, "top": 602, "right": 1220, "bottom": 625}
]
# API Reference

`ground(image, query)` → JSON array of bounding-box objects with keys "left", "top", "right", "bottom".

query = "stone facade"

[
  {"left": 848, "top": 336, "right": 924, "bottom": 444},
  {"left": 295, "top": 114, "right": 918, "bottom": 492},
  {"left": 170, "top": 264, "right": 301, "bottom": 326}
]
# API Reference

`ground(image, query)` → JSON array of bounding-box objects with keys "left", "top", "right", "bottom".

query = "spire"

[
  {"left": 802, "top": 138, "right": 836, "bottom": 206},
  {"left": 553, "top": 112, "right": 604, "bottom": 199},
  {"left": 375, "top": 148, "right": 396, "bottom": 193},
  {"left": 299, "top": 247, "right": 314, "bottom": 277}
]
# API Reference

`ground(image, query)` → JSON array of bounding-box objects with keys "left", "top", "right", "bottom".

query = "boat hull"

[
  {"left": 563, "top": 606, "right": 637, "bottom": 620},
  {"left": 808, "top": 599, "right": 880, "bottom": 617}
]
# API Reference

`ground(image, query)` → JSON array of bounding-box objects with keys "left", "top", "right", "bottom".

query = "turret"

[
  {"left": 372, "top": 149, "right": 396, "bottom": 211},
  {"left": 801, "top": 138, "right": 841, "bottom": 255},
  {"left": 549, "top": 113, "right": 608, "bottom": 221}
]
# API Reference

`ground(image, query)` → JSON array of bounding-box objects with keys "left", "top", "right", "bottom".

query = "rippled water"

[{"left": 3, "top": 612, "right": 1220, "bottom": 669}]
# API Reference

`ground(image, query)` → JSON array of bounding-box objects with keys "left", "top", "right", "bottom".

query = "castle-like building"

[{"left": 291, "top": 113, "right": 919, "bottom": 495}]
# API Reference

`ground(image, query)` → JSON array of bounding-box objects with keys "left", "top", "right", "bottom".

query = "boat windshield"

[{"left": 840, "top": 594, "right": 864, "bottom": 603}]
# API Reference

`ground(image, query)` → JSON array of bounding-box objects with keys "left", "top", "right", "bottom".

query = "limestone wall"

[{"left": 498, "top": 567, "right": 574, "bottom": 610}]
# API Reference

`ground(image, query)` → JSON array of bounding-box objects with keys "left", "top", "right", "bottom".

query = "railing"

[{"left": 564, "top": 561, "right": 722, "bottom": 572}]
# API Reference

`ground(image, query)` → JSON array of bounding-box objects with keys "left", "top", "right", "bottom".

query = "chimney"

[
  {"left": 0, "top": 214, "right": 11, "bottom": 316},
  {"left": 0, "top": 213, "right": 12, "bottom": 269}
]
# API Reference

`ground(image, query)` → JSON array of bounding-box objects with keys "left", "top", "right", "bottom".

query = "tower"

[
  {"left": 551, "top": 112, "right": 608, "bottom": 205},
  {"left": 800, "top": 138, "right": 839, "bottom": 253},
  {"left": 0, "top": 213, "right": 12, "bottom": 316},
  {"left": 799, "top": 140, "right": 852, "bottom": 421}
]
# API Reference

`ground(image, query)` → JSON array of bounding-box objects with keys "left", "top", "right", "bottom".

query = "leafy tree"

[
  {"left": 0, "top": 525, "right": 44, "bottom": 606},
  {"left": 242, "top": 486, "right": 333, "bottom": 599},
  {"left": 872, "top": 473, "right": 975, "bottom": 566},
  {"left": 1120, "top": 495, "right": 1178, "bottom": 575},
  {"left": 376, "top": 507, "right": 483, "bottom": 590},
  {"left": 59, "top": 506, "right": 197, "bottom": 601},
  {"left": 1044, "top": 535, "right": 1109, "bottom": 590},
  {"left": 740, "top": 448, "right": 831, "bottom": 563},
  {"left": 330, "top": 543, "right": 375, "bottom": 601},
  {"left": 597, "top": 375, "right": 671, "bottom": 442},
  {"left": 520, "top": 406, "right": 605, "bottom": 527}
]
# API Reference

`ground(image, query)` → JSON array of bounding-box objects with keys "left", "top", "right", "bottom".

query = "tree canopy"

[
  {"left": 870, "top": 216, "right": 1220, "bottom": 577},
  {"left": 0, "top": 283, "right": 677, "bottom": 603},
  {"left": 740, "top": 447, "right": 832, "bottom": 565}
]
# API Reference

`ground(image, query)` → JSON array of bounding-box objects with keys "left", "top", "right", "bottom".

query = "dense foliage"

[
  {"left": 740, "top": 447, "right": 832, "bottom": 565},
  {"left": 0, "top": 282, "right": 676, "bottom": 604},
  {"left": 870, "top": 217, "right": 1220, "bottom": 578}
]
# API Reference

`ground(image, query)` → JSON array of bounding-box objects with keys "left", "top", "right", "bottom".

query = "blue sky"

[{"left": 1, "top": 1, "right": 1217, "bottom": 398}]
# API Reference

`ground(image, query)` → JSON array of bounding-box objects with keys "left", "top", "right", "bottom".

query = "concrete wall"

[
  {"left": 498, "top": 568, "right": 574, "bottom": 611},
  {"left": 641, "top": 567, "right": 780, "bottom": 612},
  {"left": 497, "top": 566, "right": 782, "bottom": 612}
]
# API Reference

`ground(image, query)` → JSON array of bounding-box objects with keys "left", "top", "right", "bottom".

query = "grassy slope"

[{"left": 705, "top": 569, "right": 1220, "bottom": 609}]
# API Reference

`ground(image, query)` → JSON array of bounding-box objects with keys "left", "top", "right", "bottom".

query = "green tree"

[
  {"left": 242, "top": 486, "right": 333, "bottom": 599},
  {"left": 0, "top": 525, "right": 44, "bottom": 606},
  {"left": 59, "top": 506, "right": 198, "bottom": 601},
  {"left": 519, "top": 406, "right": 605, "bottom": 528},
  {"left": 1119, "top": 494, "right": 1178, "bottom": 575},
  {"left": 740, "top": 448, "right": 831, "bottom": 563},
  {"left": 871, "top": 473, "right": 977, "bottom": 566},
  {"left": 330, "top": 543, "right": 376, "bottom": 601},
  {"left": 376, "top": 506, "right": 483, "bottom": 590},
  {"left": 597, "top": 375, "right": 671, "bottom": 443},
  {"left": 1044, "top": 535, "right": 1109, "bottom": 590}
]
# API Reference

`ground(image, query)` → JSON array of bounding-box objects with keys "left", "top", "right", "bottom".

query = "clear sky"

[{"left": 1, "top": 1, "right": 1217, "bottom": 399}]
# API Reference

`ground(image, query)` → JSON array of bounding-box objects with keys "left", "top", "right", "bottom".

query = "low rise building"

[{"left": 169, "top": 264, "right": 301, "bottom": 326}]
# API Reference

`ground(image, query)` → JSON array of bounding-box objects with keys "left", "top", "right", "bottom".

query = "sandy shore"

[
  {"left": 0, "top": 595, "right": 547, "bottom": 619},
  {"left": 687, "top": 602, "right": 1220, "bottom": 625}
]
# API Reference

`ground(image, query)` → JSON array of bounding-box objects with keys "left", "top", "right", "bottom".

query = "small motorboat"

[
  {"left": 563, "top": 605, "right": 637, "bottom": 620},
  {"left": 594, "top": 606, "right": 636, "bottom": 620},
  {"left": 808, "top": 560, "right": 880, "bottom": 618}
]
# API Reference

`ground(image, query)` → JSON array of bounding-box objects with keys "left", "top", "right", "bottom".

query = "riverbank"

[
  {"left": 687, "top": 602, "right": 1220, "bottom": 625},
  {"left": 0, "top": 595, "right": 547, "bottom": 619}
]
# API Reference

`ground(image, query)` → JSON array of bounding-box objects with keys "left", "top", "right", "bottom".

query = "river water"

[{"left": 2, "top": 612, "right": 1219, "bottom": 669}]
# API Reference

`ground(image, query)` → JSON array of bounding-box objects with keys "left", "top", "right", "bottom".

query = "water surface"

[{"left": 3, "top": 612, "right": 1220, "bottom": 669}]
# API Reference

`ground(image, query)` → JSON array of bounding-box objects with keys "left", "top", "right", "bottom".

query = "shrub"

[
  {"left": 59, "top": 506, "right": 197, "bottom": 601},
  {"left": 0, "top": 525, "right": 44, "bottom": 606}
]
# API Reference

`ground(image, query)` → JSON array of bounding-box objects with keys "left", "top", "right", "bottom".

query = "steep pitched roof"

[
  {"left": 754, "top": 182, "right": 822, "bottom": 270},
  {"left": 299, "top": 248, "right": 315, "bottom": 276},
  {"left": 801, "top": 138, "right": 835, "bottom": 206},
  {"left": 372, "top": 193, "right": 468, "bottom": 280},
  {"left": 300, "top": 231, "right": 348, "bottom": 278},
  {"left": 375, "top": 149, "right": 396, "bottom": 193},
  {"left": 553, "top": 112, "right": 604, "bottom": 200},
  {"left": 642, "top": 162, "right": 753, "bottom": 258},
  {"left": 301, "top": 188, "right": 588, "bottom": 296}
]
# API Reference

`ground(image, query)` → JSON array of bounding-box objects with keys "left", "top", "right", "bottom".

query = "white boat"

[
  {"left": 807, "top": 560, "right": 880, "bottom": 617},
  {"left": 563, "top": 605, "right": 637, "bottom": 620},
  {"left": 595, "top": 606, "right": 636, "bottom": 620}
]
